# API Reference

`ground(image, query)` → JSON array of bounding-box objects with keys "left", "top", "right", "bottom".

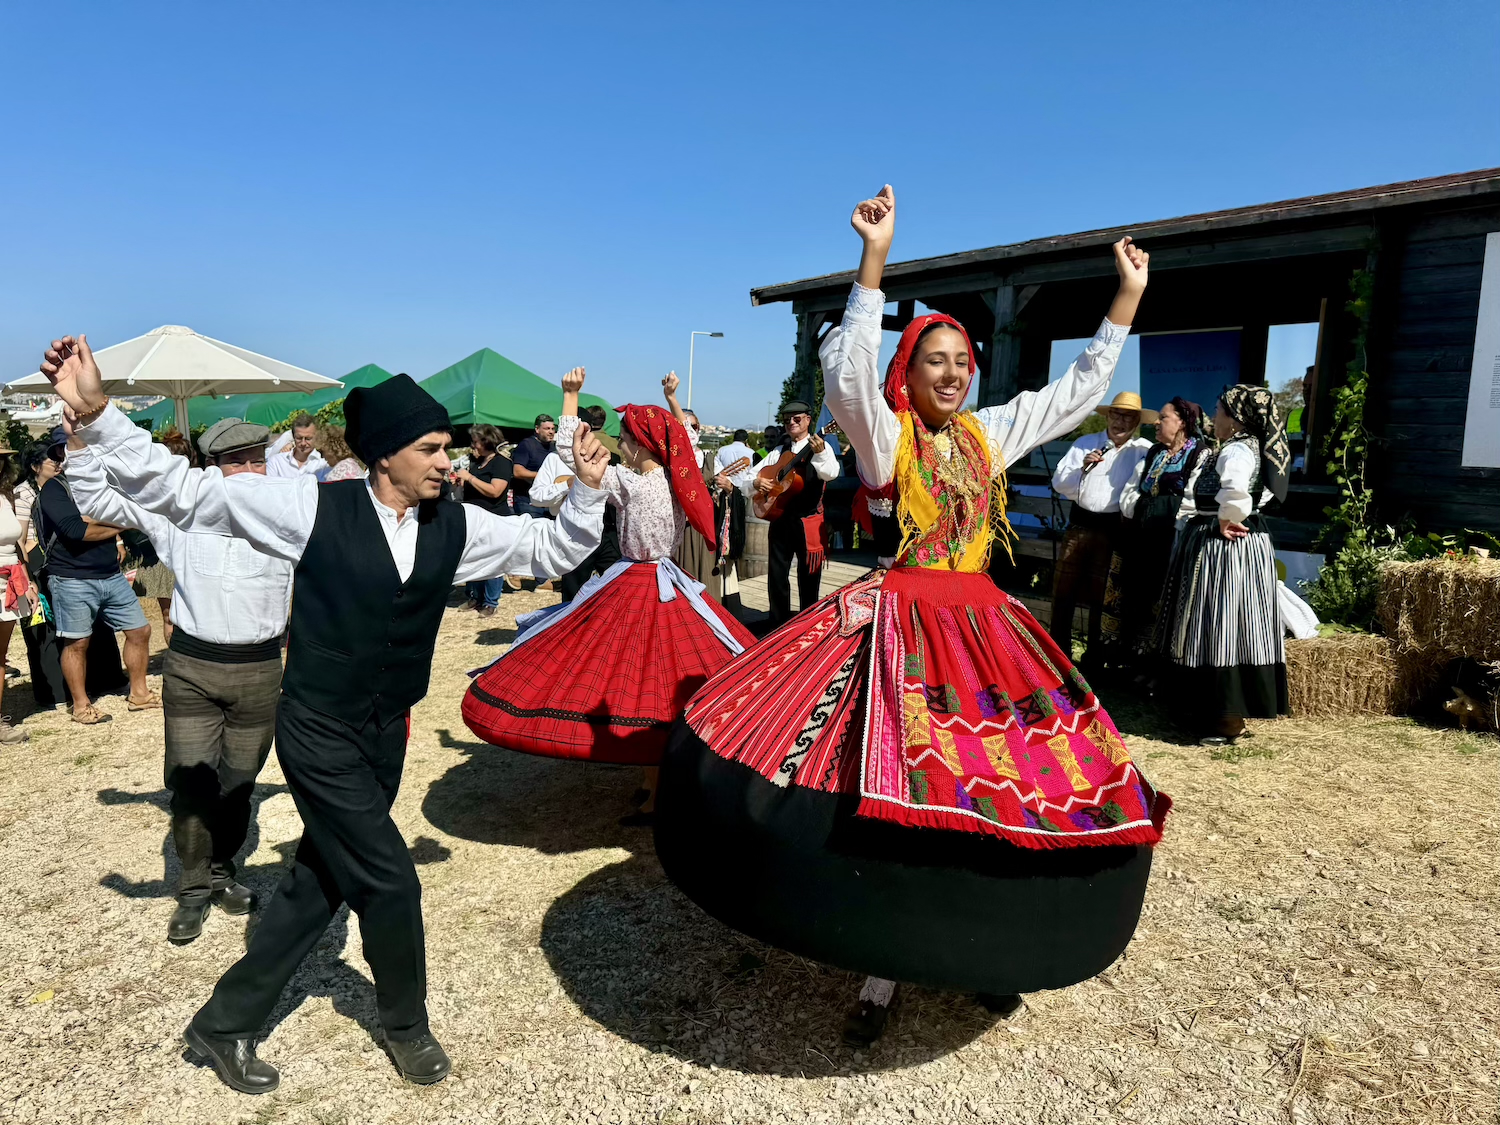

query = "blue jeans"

[
  {"left": 51, "top": 573, "right": 150, "bottom": 639},
  {"left": 466, "top": 578, "right": 503, "bottom": 610}
]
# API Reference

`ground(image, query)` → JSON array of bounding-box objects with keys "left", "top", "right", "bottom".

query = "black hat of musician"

[
  {"left": 344, "top": 374, "right": 453, "bottom": 466},
  {"left": 780, "top": 400, "right": 812, "bottom": 417}
]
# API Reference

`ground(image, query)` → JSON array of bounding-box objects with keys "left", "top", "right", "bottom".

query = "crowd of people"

[{"left": 9, "top": 180, "right": 1308, "bottom": 1098}]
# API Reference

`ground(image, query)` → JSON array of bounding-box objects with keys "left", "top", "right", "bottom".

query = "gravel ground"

[{"left": 0, "top": 594, "right": 1495, "bottom": 1125}]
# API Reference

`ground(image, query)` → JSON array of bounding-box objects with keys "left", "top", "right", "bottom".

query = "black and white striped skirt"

[{"left": 1156, "top": 515, "right": 1288, "bottom": 723}]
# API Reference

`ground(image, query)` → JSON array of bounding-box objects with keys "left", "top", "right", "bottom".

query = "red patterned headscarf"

[
  {"left": 616, "top": 404, "right": 716, "bottom": 548},
  {"left": 883, "top": 312, "right": 978, "bottom": 414}
]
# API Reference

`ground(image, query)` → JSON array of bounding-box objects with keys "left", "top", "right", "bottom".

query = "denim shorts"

[{"left": 50, "top": 573, "right": 150, "bottom": 639}]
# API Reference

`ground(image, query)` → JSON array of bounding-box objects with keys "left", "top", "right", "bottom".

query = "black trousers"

[
  {"left": 559, "top": 526, "right": 622, "bottom": 602},
  {"left": 767, "top": 515, "right": 821, "bottom": 627},
  {"left": 194, "top": 696, "right": 428, "bottom": 1043},
  {"left": 162, "top": 650, "right": 282, "bottom": 905}
]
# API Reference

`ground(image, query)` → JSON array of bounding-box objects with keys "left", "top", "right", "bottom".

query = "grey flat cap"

[{"left": 198, "top": 418, "right": 271, "bottom": 458}]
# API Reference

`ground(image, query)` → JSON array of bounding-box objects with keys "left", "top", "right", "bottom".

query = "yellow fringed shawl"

[{"left": 892, "top": 410, "right": 1015, "bottom": 573}]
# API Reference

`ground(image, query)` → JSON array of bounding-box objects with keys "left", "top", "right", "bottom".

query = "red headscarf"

[
  {"left": 616, "top": 404, "right": 716, "bottom": 548},
  {"left": 883, "top": 312, "right": 978, "bottom": 414}
]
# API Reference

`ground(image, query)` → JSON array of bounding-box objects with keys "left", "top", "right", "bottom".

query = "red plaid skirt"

[
  {"left": 463, "top": 563, "right": 757, "bottom": 765},
  {"left": 686, "top": 567, "right": 1169, "bottom": 849}
]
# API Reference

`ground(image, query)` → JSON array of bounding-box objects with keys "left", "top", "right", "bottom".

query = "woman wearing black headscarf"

[
  {"left": 1154, "top": 385, "right": 1290, "bottom": 742},
  {"left": 1100, "top": 396, "right": 1210, "bottom": 666}
]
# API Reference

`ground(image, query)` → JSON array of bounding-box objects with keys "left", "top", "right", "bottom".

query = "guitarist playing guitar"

[{"left": 742, "top": 399, "right": 841, "bottom": 626}]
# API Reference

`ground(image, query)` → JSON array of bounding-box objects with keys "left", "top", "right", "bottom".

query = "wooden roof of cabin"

[{"left": 750, "top": 167, "right": 1500, "bottom": 306}]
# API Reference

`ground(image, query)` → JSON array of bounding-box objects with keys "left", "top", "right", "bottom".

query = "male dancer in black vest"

[{"left": 41, "top": 335, "right": 610, "bottom": 1095}]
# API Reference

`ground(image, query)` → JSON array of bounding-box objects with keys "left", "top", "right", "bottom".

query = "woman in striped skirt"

[{"left": 1155, "top": 384, "right": 1290, "bottom": 743}]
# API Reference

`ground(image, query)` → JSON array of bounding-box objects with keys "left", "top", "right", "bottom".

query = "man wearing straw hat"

[{"left": 1049, "top": 391, "right": 1155, "bottom": 664}]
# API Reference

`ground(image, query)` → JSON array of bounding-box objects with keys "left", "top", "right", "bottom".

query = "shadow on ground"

[
  {"left": 421, "top": 729, "right": 643, "bottom": 854},
  {"left": 539, "top": 852, "right": 1000, "bottom": 1076}
]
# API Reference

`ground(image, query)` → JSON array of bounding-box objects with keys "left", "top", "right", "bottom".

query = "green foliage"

[
  {"left": 1319, "top": 268, "right": 1375, "bottom": 550},
  {"left": 2, "top": 419, "right": 32, "bottom": 456},
  {"left": 779, "top": 365, "right": 824, "bottom": 413},
  {"left": 266, "top": 397, "right": 346, "bottom": 434}
]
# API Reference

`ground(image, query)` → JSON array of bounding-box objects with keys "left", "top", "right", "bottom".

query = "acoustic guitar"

[
  {"left": 711, "top": 456, "right": 752, "bottom": 494},
  {"left": 751, "top": 420, "right": 841, "bottom": 521}
]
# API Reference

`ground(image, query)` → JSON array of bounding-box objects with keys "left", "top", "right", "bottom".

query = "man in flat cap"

[
  {"left": 44, "top": 336, "right": 610, "bottom": 1095},
  {"left": 70, "top": 417, "right": 293, "bottom": 946},
  {"left": 743, "top": 399, "right": 840, "bottom": 626}
]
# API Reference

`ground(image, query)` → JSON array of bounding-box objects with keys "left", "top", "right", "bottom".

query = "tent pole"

[{"left": 174, "top": 397, "right": 191, "bottom": 436}]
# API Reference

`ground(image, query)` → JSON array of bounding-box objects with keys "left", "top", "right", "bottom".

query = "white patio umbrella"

[{"left": 6, "top": 325, "right": 343, "bottom": 435}]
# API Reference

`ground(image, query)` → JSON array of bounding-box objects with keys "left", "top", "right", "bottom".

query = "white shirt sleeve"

[
  {"left": 453, "top": 482, "right": 606, "bottom": 583},
  {"left": 1118, "top": 447, "right": 1150, "bottom": 520},
  {"left": 809, "top": 438, "right": 841, "bottom": 482},
  {"left": 1051, "top": 436, "right": 1093, "bottom": 501},
  {"left": 528, "top": 453, "right": 575, "bottom": 512},
  {"left": 1215, "top": 441, "right": 1257, "bottom": 525},
  {"left": 822, "top": 283, "right": 900, "bottom": 487},
  {"left": 71, "top": 404, "right": 318, "bottom": 564},
  {"left": 67, "top": 446, "right": 183, "bottom": 569},
  {"left": 975, "top": 319, "right": 1131, "bottom": 470}
]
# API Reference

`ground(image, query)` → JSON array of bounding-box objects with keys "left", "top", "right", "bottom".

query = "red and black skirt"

[
  {"left": 463, "top": 562, "right": 757, "bottom": 766},
  {"left": 654, "top": 566, "right": 1171, "bottom": 995}
]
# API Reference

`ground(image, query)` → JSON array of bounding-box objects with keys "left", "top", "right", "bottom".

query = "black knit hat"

[{"left": 344, "top": 374, "right": 452, "bottom": 466}]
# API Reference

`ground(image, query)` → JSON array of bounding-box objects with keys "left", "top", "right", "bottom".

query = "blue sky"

[{"left": 2, "top": 2, "right": 1496, "bottom": 427}]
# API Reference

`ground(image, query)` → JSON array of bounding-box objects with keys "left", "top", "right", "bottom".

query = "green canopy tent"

[
  {"left": 129, "top": 363, "right": 396, "bottom": 431},
  {"left": 419, "top": 348, "right": 619, "bottom": 436}
]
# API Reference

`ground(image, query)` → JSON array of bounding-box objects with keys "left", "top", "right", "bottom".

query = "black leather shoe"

[
  {"left": 976, "top": 992, "right": 1024, "bottom": 1018},
  {"left": 383, "top": 1032, "right": 451, "bottom": 1085},
  {"left": 842, "top": 1000, "right": 891, "bottom": 1047},
  {"left": 168, "top": 901, "right": 210, "bottom": 944},
  {"left": 183, "top": 1023, "right": 280, "bottom": 1095},
  {"left": 211, "top": 881, "right": 255, "bottom": 915}
]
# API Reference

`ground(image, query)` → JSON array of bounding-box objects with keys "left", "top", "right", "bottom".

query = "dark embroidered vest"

[
  {"left": 283, "top": 480, "right": 466, "bottom": 726},
  {"left": 1193, "top": 436, "right": 1263, "bottom": 518}
]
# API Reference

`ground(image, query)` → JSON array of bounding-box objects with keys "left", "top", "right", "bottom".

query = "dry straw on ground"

[
  {"left": 1377, "top": 556, "right": 1500, "bottom": 663},
  {"left": 1, "top": 596, "right": 1496, "bottom": 1124}
]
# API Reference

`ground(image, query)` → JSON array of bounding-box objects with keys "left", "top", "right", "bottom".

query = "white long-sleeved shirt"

[
  {"left": 70, "top": 405, "right": 606, "bottom": 585},
  {"left": 1185, "top": 439, "right": 1272, "bottom": 526},
  {"left": 267, "top": 448, "right": 330, "bottom": 481},
  {"left": 713, "top": 440, "right": 756, "bottom": 489},
  {"left": 821, "top": 283, "right": 1131, "bottom": 487},
  {"left": 527, "top": 451, "right": 577, "bottom": 515},
  {"left": 1052, "top": 432, "right": 1153, "bottom": 515},
  {"left": 68, "top": 452, "right": 294, "bottom": 644},
  {"left": 740, "top": 436, "right": 841, "bottom": 499}
]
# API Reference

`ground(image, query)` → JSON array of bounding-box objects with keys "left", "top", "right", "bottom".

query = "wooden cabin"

[{"left": 752, "top": 169, "right": 1500, "bottom": 550}]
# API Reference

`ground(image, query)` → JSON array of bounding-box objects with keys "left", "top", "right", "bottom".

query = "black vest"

[{"left": 283, "top": 480, "right": 466, "bottom": 726}]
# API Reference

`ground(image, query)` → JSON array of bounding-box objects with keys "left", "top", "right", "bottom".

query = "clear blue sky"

[{"left": 3, "top": 2, "right": 1496, "bottom": 427}]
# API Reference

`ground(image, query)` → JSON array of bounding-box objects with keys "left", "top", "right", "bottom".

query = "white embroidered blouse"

[
  {"left": 821, "top": 282, "right": 1132, "bottom": 486},
  {"left": 557, "top": 415, "right": 685, "bottom": 562}
]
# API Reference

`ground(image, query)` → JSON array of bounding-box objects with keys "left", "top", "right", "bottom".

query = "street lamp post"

[{"left": 687, "top": 330, "right": 724, "bottom": 409}]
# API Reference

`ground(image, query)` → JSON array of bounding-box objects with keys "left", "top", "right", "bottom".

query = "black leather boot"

[
  {"left": 383, "top": 1033, "right": 451, "bottom": 1085},
  {"left": 183, "top": 1023, "right": 280, "bottom": 1094},
  {"left": 211, "top": 880, "right": 255, "bottom": 915},
  {"left": 976, "top": 992, "right": 1024, "bottom": 1017},
  {"left": 168, "top": 901, "right": 210, "bottom": 944}
]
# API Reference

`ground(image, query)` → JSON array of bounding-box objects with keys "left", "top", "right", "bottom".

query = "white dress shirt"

[
  {"left": 713, "top": 440, "right": 756, "bottom": 488},
  {"left": 70, "top": 405, "right": 606, "bottom": 585},
  {"left": 741, "top": 436, "right": 841, "bottom": 498},
  {"left": 821, "top": 283, "right": 1131, "bottom": 487},
  {"left": 267, "top": 448, "right": 330, "bottom": 481},
  {"left": 68, "top": 453, "right": 294, "bottom": 644},
  {"left": 527, "top": 451, "right": 577, "bottom": 515},
  {"left": 1052, "top": 432, "right": 1153, "bottom": 515}
]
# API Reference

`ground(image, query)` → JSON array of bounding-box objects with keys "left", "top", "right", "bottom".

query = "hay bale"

[
  {"left": 1284, "top": 633, "right": 1430, "bottom": 718},
  {"left": 1377, "top": 557, "right": 1500, "bottom": 662}
]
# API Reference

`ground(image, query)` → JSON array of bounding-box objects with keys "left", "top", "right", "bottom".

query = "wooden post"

[
  {"left": 983, "top": 284, "right": 1021, "bottom": 407},
  {"left": 793, "top": 309, "right": 822, "bottom": 408},
  {"left": 1239, "top": 321, "right": 1270, "bottom": 385}
]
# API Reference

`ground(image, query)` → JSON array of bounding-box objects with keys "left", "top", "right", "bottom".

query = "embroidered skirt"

[
  {"left": 463, "top": 562, "right": 756, "bottom": 766},
  {"left": 654, "top": 567, "right": 1170, "bottom": 995}
]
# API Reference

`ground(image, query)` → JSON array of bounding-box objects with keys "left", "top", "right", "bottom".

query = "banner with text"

[{"left": 1140, "top": 330, "right": 1241, "bottom": 415}]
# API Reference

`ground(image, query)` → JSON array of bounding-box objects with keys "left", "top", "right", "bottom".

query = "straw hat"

[{"left": 1094, "top": 391, "right": 1159, "bottom": 424}]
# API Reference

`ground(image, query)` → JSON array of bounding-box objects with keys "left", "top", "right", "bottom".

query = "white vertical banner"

[{"left": 1462, "top": 231, "right": 1500, "bottom": 468}]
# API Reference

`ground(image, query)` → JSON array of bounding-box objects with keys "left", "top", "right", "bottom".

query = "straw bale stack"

[
  {"left": 1284, "top": 633, "right": 1433, "bottom": 718},
  {"left": 1377, "top": 556, "right": 1500, "bottom": 662}
]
